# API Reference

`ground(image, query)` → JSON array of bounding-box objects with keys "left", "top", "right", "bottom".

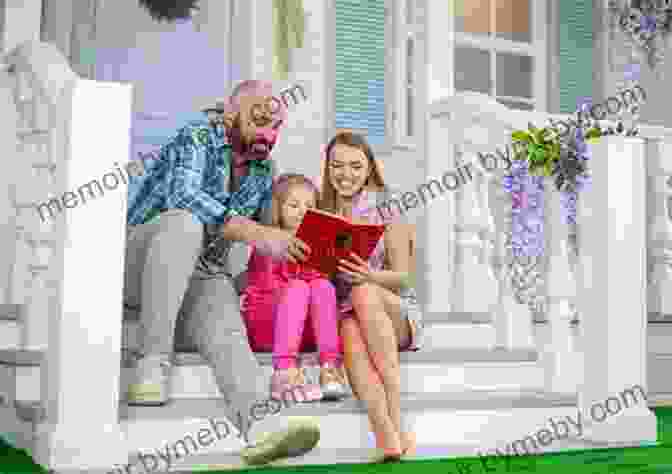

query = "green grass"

[{"left": 2, "top": 407, "right": 672, "bottom": 473}]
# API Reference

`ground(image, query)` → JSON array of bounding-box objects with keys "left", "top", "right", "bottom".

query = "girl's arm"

[{"left": 369, "top": 223, "right": 413, "bottom": 292}]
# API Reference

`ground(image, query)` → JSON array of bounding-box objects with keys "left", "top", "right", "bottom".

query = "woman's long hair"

[{"left": 318, "top": 131, "right": 386, "bottom": 214}]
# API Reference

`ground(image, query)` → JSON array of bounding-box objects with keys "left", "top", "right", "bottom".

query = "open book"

[{"left": 295, "top": 209, "right": 387, "bottom": 277}]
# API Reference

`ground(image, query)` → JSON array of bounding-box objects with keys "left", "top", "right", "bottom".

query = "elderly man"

[{"left": 123, "top": 79, "right": 316, "bottom": 465}]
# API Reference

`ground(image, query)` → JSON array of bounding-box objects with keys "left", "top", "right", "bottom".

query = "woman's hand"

[{"left": 337, "top": 252, "right": 376, "bottom": 286}]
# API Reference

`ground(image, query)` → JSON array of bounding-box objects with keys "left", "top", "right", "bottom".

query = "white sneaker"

[
  {"left": 319, "top": 364, "right": 348, "bottom": 401},
  {"left": 126, "top": 353, "right": 172, "bottom": 406},
  {"left": 241, "top": 417, "right": 320, "bottom": 465}
]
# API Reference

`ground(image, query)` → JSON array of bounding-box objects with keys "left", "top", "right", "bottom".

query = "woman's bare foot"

[
  {"left": 372, "top": 423, "right": 402, "bottom": 462},
  {"left": 401, "top": 431, "right": 417, "bottom": 457}
]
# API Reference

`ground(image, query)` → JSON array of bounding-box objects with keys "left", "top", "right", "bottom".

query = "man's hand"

[{"left": 256, "top": 227, "right": 311, "bottom": 263}]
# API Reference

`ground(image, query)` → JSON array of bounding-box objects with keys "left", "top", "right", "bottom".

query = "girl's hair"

[
  {"left": 271, "top": 173, "right": 320, "bottom": 227},
  {"left": 318, "top": 131, "right": 386, "bottom": 213}
]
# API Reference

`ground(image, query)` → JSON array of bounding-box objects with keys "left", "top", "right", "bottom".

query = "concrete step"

[
  {"left": 0, "top": 347, "right": 544, "bottom": 403},
  {"left": 122, "top": 318, "right": 497, "bottom": 352},
  {"left": 119, "top": 348, "right": 543, "bottom": 401},
  {"left": 16, "top": 390, "right": 588, "bottom": 470}
]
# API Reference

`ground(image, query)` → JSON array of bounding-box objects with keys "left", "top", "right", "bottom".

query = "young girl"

[{"left": 241, "top": 173, "right": 348, "bottom": 402}]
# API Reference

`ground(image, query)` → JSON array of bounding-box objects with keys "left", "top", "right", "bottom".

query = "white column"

[
  {"left": 0, "top": 0, "right": 41, "bottom": 53},
  {"left": 231, "top": 0, "right": 274, "bottom": 80},
  {"left": 0, "top": 67, "right": 18, "bottom": 305},
  {"left": 425, "top": 0, "right": 453, "bottom": 101},
  {"left": 576, "top": 137, "right": 657, "bottom": 444},
  {"left": 39, "top": 0, "right": 74, "bottom": 63},
  {"left": 646, "top": 138, "right": 672, "bottom": 319},
  {"left": 451, "top": 147, "right": 497, "bottom": 314},
  {"left": 542, "top": 180, "right": 578, "bottom": 393},
  {"left": 34, "top": 79, "right": 132, "bottom": 471},
  {"left": 425, "top": 108, "right": 454, "bottom": 313}
]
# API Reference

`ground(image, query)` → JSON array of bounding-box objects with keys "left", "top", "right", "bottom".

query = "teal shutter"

[
  {"left": 558, "top": 0, "right": 594, "bottom": 114},
  {"left": 334, "top": 0, "right": 386, "bottom": 145}
]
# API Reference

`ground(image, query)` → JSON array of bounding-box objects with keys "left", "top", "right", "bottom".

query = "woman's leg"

[
  {"left": 307, "top": 279, "right": 341, "bottom": 366},
  {"left": 374, "top": 285, "right": 416, "bottom": 455},
  {"left": 349, "top": 284, "right": 404, "bottom": 440},
  {"left": 273, "top": 280, "right": 311, "bottom": 369},
  {"left": 340, "top": 318, "right": 401, "bottom": 454},
  {"left": 373, "top": 285, "right": 412, "bottom": 349}
]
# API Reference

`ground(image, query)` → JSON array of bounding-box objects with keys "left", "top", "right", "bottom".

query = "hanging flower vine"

[
  {"left": 608, "top": 0, "right": 672, "bottom": 70},
  {"left": 504, "top": 99, "right": 603, "bottom": 314}
]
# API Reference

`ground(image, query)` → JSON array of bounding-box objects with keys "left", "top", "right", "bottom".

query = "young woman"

[{"left": 319, "top": 131, "right": 424, "bottom": 461}]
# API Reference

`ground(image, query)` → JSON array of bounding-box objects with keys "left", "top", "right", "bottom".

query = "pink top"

[{"left": 240, "top": 245, "right": 325, "bottom": 313}]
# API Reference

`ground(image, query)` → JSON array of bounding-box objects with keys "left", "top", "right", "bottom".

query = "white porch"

[{"left": 0, "top": 0, "right": 669, "bottom": 472}]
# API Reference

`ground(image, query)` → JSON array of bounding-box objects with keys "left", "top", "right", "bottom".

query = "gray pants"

[{"left": 123, "top": 209, "right": 266, "bottom": 434}]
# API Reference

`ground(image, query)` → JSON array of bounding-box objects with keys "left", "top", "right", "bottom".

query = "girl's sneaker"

[
  {"left": 318, "top": 363, "right": 347, "bottom": 400},
  {"left": 270, "top": 367, "right": 322, "bottom": 403}
]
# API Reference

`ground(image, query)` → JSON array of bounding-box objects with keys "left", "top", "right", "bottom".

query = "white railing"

[
  {"left": 2, "top": 41, "right": 132, "bottom": 471},
  {"left": 427, "top": 91, "right": 660, "bottom": 445}
]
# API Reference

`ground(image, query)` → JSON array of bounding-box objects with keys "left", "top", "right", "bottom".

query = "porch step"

[
  {"left": 0, "top": 347, "right": 544, "bottom": 403},
  {"left": 119, "top": 348, "right": 543, "bottom": 401},
  {"left": 21, "top": 391, "right": 583, "bottom": 469},
  {"left": 0, "top": 314, "right": 500, "bottom": 352},
  {"left": 121, "top": 319, "right": 498, "bottom": 352}
]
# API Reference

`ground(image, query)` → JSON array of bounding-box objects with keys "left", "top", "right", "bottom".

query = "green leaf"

[
  {"left": 511, "top": 131, "right": 531, "bottom": 142},
  {"left": 585, "top": 128, "right": 601, "bottom": 140}
]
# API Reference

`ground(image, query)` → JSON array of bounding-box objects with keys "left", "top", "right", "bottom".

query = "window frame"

[
  {"left": 450, "top": 0, "right": 548, "bottom": 112},
  {"left": 390, "top": 0, "right": 421, "bottom": 149},
  {"left": 325, "top": 0, "right": 425, "bottom": 154}
]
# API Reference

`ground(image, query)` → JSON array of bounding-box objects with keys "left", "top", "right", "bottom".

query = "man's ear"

[{"left": 221, "top": 111, "right": 238, "bottom": 129}]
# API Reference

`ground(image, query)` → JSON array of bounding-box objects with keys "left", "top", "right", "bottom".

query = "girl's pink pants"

[{"left": 243, "top": 279, "right": 343, "bottom": 369}]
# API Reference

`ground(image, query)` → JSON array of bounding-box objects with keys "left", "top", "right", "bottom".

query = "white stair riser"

[
  {"left": 122, "top": 322, "right": 498, "bottom": 352},
  {"left": 117, "top": 363, "right": 544, "bottom": 400},
  {"left": 116, "top": 405, "right": 580, "bottom": 462},
  {"left": 0, "top": 321, "right": 21, "bottom": 349},
  {"left": 422, "top": 324, "right": 495, "bottom": 349},
  {"left": 4, "top": 362, "right": 544, "bottom": 403},
  {"left": 0, "top": 365, "right": 40, "bottom": 403},
  {"left": 2, "top": 320, "right": 587, "bottom": 354}
]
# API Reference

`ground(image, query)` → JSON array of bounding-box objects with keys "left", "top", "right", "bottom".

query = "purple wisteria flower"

[
  {"left": 576, "top": 96, "right": 593, "bottom": 115},
  {"left": 624, "top": 63, "right": 642, "bottom": 82},
  {"left": 640, "top": 14, "right": 657, "bottom": 33},
  {"left": 503, "top": 159, "right": 545, "bottom": 257}
]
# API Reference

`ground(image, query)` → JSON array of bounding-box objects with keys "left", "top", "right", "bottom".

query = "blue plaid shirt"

[{"left": 127, "top": 120, "right": 274, "bottom": 227}]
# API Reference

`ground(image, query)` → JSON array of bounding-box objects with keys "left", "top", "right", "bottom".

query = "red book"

[{"left": 294, "top": 209, "right": 387, "bottom": 277}]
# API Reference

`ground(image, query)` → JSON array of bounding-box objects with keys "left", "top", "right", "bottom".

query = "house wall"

[{"left": 267, "top": 0, "right": 430, "bottom": 304}]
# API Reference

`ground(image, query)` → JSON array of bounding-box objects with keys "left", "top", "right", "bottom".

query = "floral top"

[
  {"left": 126, "top": 120, "right": 275, "bottom": 274},
  {"left": 127, "top": 121, "right": 273, "bottom": 227}
]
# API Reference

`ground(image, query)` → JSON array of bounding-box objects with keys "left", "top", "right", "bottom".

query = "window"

[
  {"left": 452, "top": 0, "right": 546, "bottom": 112},
  {"left": 333, "top": 0, "right": 387, "bottom": 145},
  {"left": 332, "top": 0, "right": 422, "bottom": 148},
  {"left": 557, "top": 0, "right": 593, "bottom": 114}
]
